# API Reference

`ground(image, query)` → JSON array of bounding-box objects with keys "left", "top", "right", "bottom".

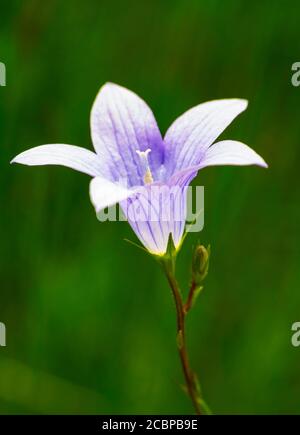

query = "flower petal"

[
  {"left": 11, "top": 144, "right": 104, "bottom": 177},
  {"left": 168, "top": 140, "right": 267, "bottom": 188},
  {"left": 90, "top": 83, "right": 164, "bottom": 186},
  {"left": 164, "top": 98, "right": 248, "bottom": 176},
  {"left": 120, "top": 188, "right": 170, "bottom": 255},
  {"left": 120, "top": 181, "right": 189, "bottom": 255},
  {"left": 90, "top": 177, "right": 136, "bottom": 213},
  {"left": 199, "top": 140, "right": 268, "bottom": 169}
]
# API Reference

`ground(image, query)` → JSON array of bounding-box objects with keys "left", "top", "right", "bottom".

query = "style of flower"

[{"left": 11, "top": 83, "right": 267, "bottom": 255}]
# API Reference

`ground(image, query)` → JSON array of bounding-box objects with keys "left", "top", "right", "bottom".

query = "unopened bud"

[{"left": 192, "top": 244, "right": 210, "bottom": 284}]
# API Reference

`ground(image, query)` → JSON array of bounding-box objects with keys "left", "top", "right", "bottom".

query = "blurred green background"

[{"left": 0, "top": 0, "right": 299, "bottom": 415}]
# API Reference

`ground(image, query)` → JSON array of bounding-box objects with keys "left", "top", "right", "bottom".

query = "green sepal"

[
  {"left": 157, "top": 233, "right": 177, "bottom": 274},
  {"left": 165, "top": 232, "right": 177, "bottom": 259}
]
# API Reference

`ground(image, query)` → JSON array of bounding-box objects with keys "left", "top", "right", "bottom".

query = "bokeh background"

[{"left": 0, "top": 0, "right": 299, "bottom": 415}]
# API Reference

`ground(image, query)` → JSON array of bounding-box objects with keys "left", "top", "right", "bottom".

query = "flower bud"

[{"left": 192, "top": 244, "right": 210, "bottom": 284}]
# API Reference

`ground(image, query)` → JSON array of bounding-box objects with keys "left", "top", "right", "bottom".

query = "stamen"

[{"left": 136, "top": 148, "right": 153, "bottom": 184}]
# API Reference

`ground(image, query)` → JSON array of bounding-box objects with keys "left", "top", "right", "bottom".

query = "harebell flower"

[{"left": 12, "top": 83, "right": 267, "bottom": 414}]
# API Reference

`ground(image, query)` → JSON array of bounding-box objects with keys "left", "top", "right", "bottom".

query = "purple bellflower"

[{"left": 12, "top": 83, "right": 267, "bottom": 255}]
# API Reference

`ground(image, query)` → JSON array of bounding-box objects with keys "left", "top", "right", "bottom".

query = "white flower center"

[{"left": 136, "top": 148, "right": 153, "bottom": 184}]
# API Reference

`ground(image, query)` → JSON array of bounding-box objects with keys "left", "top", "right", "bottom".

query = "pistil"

[{"left": 136, "top": 148, "right": 153, "bottom": 184}]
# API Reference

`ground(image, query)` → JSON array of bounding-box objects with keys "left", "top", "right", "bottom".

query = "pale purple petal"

[
  {"left": 121, "top": 188, "right": 169, "bottom": 255},
  {"left": 11, "top": 144, "right": 104, "bottom": 177},
  {"left": 168, "top": 172, "right": 194, "bottom": 248},
  {"left": 120, "top": 181, "right": 189, "bottom": 255},
  {"left": 164, "top": 139, "right": 267, "bottom": 251},
  {"left": 90, "top": 177, "right": 137, "bottom": 213},
  {"left": 198, "top": 140, "right": 268, "bottom": 169},
  {"left": 90, "top": 83, "right": 164, "bottom": 186},
  {"left": 168, "top": 140, "right": 267, "bottom": 188},
  {"left": 164, "top": 99, "right": 248, "bottom": 176}
]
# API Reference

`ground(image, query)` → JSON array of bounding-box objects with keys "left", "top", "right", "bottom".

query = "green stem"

[
  {"left": 184, "top": 280, "right": 197, "bottom": 314},
  {"left": 162, "top": 262, "right": 203, "bottom": 415}
]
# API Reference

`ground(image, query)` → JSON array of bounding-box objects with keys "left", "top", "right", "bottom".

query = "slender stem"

[
  {"left": 163, "top": 265, "right": 202, "bottom": 415},
  {"left": 184, "top": 280, "right": 196, "bottom": 314}
]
